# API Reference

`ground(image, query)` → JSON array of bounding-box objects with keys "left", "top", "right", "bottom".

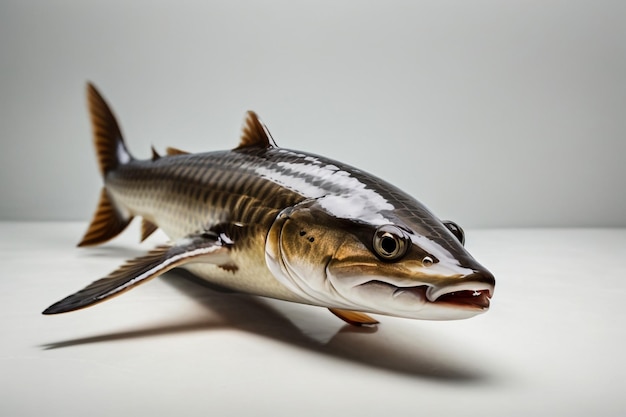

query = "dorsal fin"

[
  {"left": 166, "top": 147, "right": 190, "bottom": 156},
  {"left": 151, "top": 146, "right": 161, "bottom": 161},
  {"left": 236, "top": 111, "right": 277, "bottom": 150}
]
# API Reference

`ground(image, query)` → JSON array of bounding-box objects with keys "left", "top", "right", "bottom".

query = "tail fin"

[
  {"left": 78, "top": 83, "right": 134, "bottom": 247},
  {"left": 78, "top": 188, "right": 133, "bottom": 247},
  {"left": 86, "top": 82, "right": 133, "bottom": 175}
]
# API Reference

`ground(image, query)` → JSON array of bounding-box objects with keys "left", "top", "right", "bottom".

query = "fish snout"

[{"left": 467, "top": 268, "right": 495, "bottom": 290}]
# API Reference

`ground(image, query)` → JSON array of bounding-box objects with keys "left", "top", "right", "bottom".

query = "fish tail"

[
  {"left": 77, "top": 83, "right": 134, "bottom": 247},
  {"left": 86, "top": 82, "right": 133, "bottom": 175}
]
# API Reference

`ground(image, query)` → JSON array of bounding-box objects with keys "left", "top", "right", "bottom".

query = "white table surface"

[{"left": 1, "top": 222, "right": 625, "bottom": 417}]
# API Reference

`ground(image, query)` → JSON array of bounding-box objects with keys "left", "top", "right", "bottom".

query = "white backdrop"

[{"left": 1, "top": 0, "right": 624, "bottom": 227}]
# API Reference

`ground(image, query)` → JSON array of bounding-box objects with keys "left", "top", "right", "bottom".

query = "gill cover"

[{"left": 266, "top": 200, "right": 344, "bottom": 306}]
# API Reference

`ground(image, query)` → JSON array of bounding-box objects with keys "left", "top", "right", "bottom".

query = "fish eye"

[
  {"left": 373, "top": 225, "right": 409, "bottom": 261},
  {"left": 443, "top": 220, "right": 465, "bottom": 246},
  {"left": 422, "top": 256, "right": 434, "bottom": 267}
]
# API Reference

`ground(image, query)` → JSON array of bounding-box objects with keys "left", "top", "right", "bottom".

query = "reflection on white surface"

[{"left": 1, "top": 223, "right": 626, "bottom": 417}]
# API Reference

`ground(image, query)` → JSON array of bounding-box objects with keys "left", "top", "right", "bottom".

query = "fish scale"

[{"left": 106, "top": 150, "right": 307, "bottom": 243}]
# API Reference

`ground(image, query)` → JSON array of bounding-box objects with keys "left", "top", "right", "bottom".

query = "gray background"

[{"left": 1, "top": 0, "right": 624, "bottom": 227}]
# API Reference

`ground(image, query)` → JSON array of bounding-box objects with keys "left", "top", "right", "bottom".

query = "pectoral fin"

[
  {"left": 329, "top": 308, "right": 379, "bottom": 327},
  {"left": 43, "top": 234, "right": 232, "bottom": 314}
]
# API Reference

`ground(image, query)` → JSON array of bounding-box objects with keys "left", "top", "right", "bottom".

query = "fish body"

[{"left": 43, "top": 83, "right": 495, "bottom": 325}]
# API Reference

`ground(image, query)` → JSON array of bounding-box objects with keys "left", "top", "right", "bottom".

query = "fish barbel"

[{"left": 43, "top": 83, "right": 495, "bottom": 326}]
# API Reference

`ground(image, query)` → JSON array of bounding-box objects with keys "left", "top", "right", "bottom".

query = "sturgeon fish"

[{"left": 43, "top": 83, "right": 495, "bottom": 326}]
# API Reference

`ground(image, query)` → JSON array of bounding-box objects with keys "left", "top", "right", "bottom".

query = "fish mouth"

[
  {"left": 428, "top": 288, "right": 492, "bottom": 309},
  {"left": 361, "top": 281, "right": 493, "bottom": 310}
]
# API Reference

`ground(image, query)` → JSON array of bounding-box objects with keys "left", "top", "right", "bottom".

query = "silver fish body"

[{"left": 43, "top": 83, "right": 495, "bottom": 325}]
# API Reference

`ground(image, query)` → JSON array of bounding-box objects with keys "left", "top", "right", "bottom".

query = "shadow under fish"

[{"left": 42, "top": 270, "right": 493, "bottom": 383}]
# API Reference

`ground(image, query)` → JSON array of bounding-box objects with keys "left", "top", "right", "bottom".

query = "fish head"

[{"left": 266, "top": 198, "right": 495, "bottom": 320}]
